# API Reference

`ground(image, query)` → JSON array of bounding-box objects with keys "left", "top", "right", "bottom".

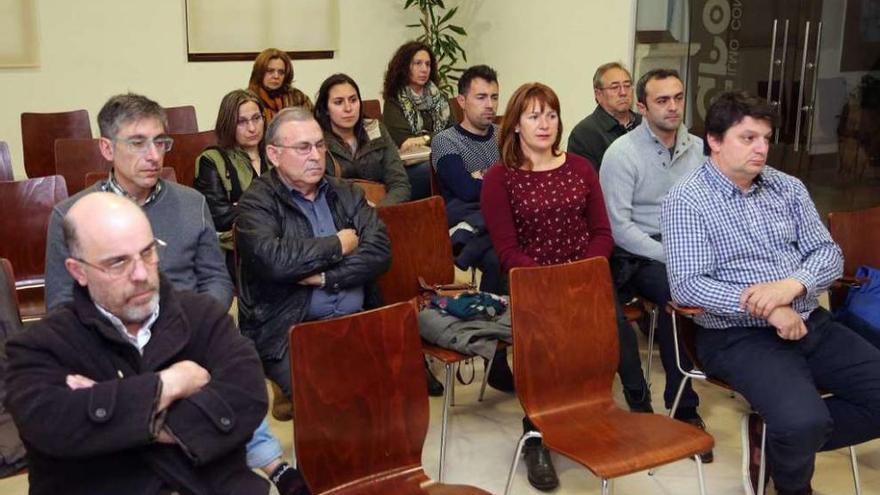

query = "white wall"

[{"left": 0, "top": 0, "right": 635, "bottom": 179}]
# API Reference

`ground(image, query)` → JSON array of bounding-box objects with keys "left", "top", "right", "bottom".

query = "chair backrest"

[
  {"left": 53, "top": 138, "right": 112, "bottom": 195},
  {"left": 449, "top": 97, "right": 464, "bottom": 123},
  {"left": 289, "top": 301, "right": 428, "bottom": 492},
  {"left": 0, "top": 258, "right": 22, "bottom": 332},
  {"left": 0, "top": 176, "right": 68, "bottom": 284},
  {"left": 362, "top": 99, "right": 382, "bottom": 120},
  {"left": 376, "top": 196, "right": 454, "bottom": 304},
  {"left": 0, "top": 141, "right": 13, "bottom": 181},
  {"left": 508, "top": 257, "right": 618, "bottom": 424},
  {"left": 164, "top": 105, "right": 199, "bottom": 134},
  {"left": 828, "top": 205, "right": 880, "bottom": 275},
  {"left": 83, "top": 167, "right": 177, "bottom": 189},
  {"left": 21, "top": 110, "right": 92, "bottom": 178},
  {"left": 162, "top": 130, "right": 216, "bottom": 187}
]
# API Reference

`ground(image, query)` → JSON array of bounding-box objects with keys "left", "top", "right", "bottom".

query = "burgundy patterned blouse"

[{"left": 480, "top": 152, "right": 614, "bottom": 272}]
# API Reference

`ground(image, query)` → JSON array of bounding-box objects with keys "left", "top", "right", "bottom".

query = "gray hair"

[
  {"left": 97, "top": 93, "right": 167, "bottom": 139},
  {"left": 265, "top": 106, "right": 316, "bottom": 145},
  {"left": 592, "top": 62, "right": 631, "bottom": 89}
]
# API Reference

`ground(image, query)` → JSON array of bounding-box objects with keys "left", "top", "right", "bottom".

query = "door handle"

[
  {"left": 794, "top": 21, "right": 811, "bottom": 152},
  {"left": 774, "top": 19, "right": 790, "bottom": 144},
  {"left": 767, "top": 19, "right": 779, "bottom": 103},
  {"left": 805, "top": 21, "right": 823, "bottom": 153}
]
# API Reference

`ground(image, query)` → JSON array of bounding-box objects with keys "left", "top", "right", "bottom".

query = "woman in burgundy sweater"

[{"left": 480, "top": 82, "right": 651, "bottom": 492}]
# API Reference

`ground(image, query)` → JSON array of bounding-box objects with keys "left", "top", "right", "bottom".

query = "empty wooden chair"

[
  {"left": 362, "top": 99, "right": 382, "bottom": 120},
  {"left": 0, "top": 176, "right": 68, "bottom": 320},
  {"left": 505, "top": 257, "right": 713, "bottom": 495},
  {"left": 0, "top": 141, "right": 13, "bottom": 181},
  {"left": 829, "top": 205, "right": 880, "bottom": 277},
  {"left": 21, "top": 110, "right": 92, "bottom": 178},
  {"left": 83, "top": 167, "right": 177, "bottom": 189},
  {"left": 162, "top": 130, "right": 216, "bottom": 187},
  {"left": 163, "top": 105, "right": 199, "bottom": 134},
  {"left": 289, "top": 301, "right": 490, "bottom": 495},
  {"left": 53, "top": 138, "right": 112, "bottom": 195}
]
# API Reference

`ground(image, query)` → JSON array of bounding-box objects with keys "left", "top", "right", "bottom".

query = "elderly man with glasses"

[
  {"left": 567, "top": 62, "right": 641, "bottom": 171},
  {"left": 7, "top": 192, "right": 270, "bottom": 494},
  {"left": 235, "top": 106, "right": 392, "bottom": 399}
]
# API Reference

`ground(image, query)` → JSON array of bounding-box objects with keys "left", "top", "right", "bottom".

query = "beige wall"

[{"left": 0, "top": 0, "right": 635, "bottom": 179}]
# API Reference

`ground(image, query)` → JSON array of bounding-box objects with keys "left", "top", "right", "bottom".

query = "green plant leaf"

[
  {"left": 404, "top": 0, "right": 416, "bottom": 9},
  {"left": 438, "top": 6, "right": 458, "bottom": 26},
  {"left": 448, "top": 25, "right": 466, "bottom": 36}
]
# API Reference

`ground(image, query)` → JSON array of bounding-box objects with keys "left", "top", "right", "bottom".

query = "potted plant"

[{"left": 403, "top": 0, "right": 468, "bottom": 98}]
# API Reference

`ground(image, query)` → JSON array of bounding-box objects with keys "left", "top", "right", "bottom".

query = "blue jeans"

[
  {"left": 245, "top": 418, "right": 283, "bottom": 469},
  {"left": 696, "top": 308, "right": 880, "bottom": 491}
]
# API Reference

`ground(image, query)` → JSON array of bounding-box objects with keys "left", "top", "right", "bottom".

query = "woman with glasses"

[
  {"left": 315, "top": 73, "right": 410, "bottom": 206},
  {"left": 382, "top": 41, "right": 454, "bottom": 199},
  {"left": 248, "top": 48, "right": 313, "bottom": 124},
  {"left": 480, "top": 82, "right": 652, "bottom": 492},
  {"left": 194, "top": 89, "right": 271, "bottom": 277}
]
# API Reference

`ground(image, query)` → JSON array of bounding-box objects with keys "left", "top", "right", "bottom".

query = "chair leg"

[
  {"left": 503, "top": 431, "right": 543, "bottom": 495},
  {"left": 439, "top": 362, "right": 453, "bottom": 482},
  {"left": 450, "top": 363, "right": 457, "bottom": 407},
  {"left": 649, "top": 376, "right": 691, "bottom": 477},
  {"left": 479, "top": 353, "right": 495, "bottom": 402},
  {"left": 850, "top": 445, "right": 862, "bottom": 495},
  {"left": 694, "top": 454, "right": 708, "bottom": 495},
  {"left": 601, "top": 478, "right": 613, "bottom": 495},
  {"left": 645, "top": 306, "right": 658, "bottom": 389},
  {"left": 757, "top": 421, "right": 768, "bottom": 495}
]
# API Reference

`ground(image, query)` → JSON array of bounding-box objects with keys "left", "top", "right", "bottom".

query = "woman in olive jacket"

[{"left": 315, "top": 73, "right": 411, "bottom": 206}]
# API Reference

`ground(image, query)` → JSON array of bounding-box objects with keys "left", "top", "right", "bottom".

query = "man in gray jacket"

[{"left": 600, "top": 68, "right": 711, "bottom": 462}]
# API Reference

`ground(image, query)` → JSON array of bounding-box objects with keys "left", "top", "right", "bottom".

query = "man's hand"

[
  {"left": 337, "top": 229, "right": 359, "bottom": 256},
  {"left": 740, "top": 278, "right": 806, "bottom": 318},
  {"left": 297, "top": 273, "right": 323, "bottom": 286},
  {"left": 155, "top": 427, "right": 177, "bottom": 444},
  {"left": 66, "top": 374, "right": 97, "bottom": 390},
  {"left": 158, "top": 360, "right": 211, "bottom": 411},
  {"left": 470, "top": 169, "right": 484, "bottom": 180},
  {"left": 400, "top": 137, "right": 426, "bottom": 152},
  {"left": 766, "top": 306, "right": 808, "bottom": 340}
]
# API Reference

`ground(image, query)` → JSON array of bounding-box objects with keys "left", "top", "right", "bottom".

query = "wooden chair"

[
  {"left": 83, "top": 167, "right": 177, "bottom": 189},
  {"left": 362, "top": 99, "right": 382, "bottom": 120},
  {"left": 0, "top": 258, "right": 22, "bottom": 332},
  {"left": 667, "top": 303, "right": 862, "bottom": 495},
  {"left": 53, "top": 138, "right": 112, "bottom": 195},
  {"left": 449, "top": 98, "right": 464, "bottom": 123},
  {"left": 828, "top": 205, "right": 880, "bottom": 277},
  {"left": 162, "top": 130, "right": 216, "bottom": 187},
  {"left": 289, "top": 301, "right": 491, "bottom": 495},
  {"left": 376, "top": 196, "right": 503, "bottom": 481},
  {"left": 21, "top": 110, "right": 92, "bottom": 178},
  {"left": 0, "top": 176, "right": 68, "bottom": 320},
  {"left": 505, "top": 257, "right": 713, "bottom": 495},
  {"left": 163, "top": 105, "right": 199, "bottom": 134},
  {"left": 0, "top": 141, "right": 13, "bottom": 181}
]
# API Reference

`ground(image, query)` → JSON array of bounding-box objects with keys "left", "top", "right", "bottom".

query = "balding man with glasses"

[
  {"left": 568, "top": 62, "right": 641, "bottom": 171},
  {"left": 236, "top": 107, "right": 391, "bottom": 398},
  {"left": 45, "top": 92, "right": 232, "bottom": 310}
]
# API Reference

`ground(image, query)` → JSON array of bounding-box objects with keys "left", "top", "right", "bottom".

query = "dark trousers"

[
  {"left": 696, "top": 308, "right": 880, "bottom": 491},
  {"left": 624, "top": 260, "right": 699, "bottom": 410},
  {"left": 263, "top": 346, "right": 292, "bottom": 399},
  {"left": 406, "top": 161, "right": 432, "bottom": 200}
]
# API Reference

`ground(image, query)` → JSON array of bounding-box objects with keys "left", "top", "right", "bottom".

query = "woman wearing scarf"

[
  {"left": 248, "top": 48, "right": 313, "bottom": 123},
  {"left": 382, "top": 41, "right": 454, "bottom": 199}
]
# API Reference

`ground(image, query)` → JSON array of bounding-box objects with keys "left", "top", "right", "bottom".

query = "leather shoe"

[
  {"left": 270, "top": 381, "right": 293, "bottom": 421},
  {"left": 623, "top": 386, "right": 653, "bottom": 413},
  {"left": 487, "top": 348, "right": 515, "bottom": 393},
  {"left": 523, "top": 442, "right": 559, "bottom": 491},
  {"left": 425, "top": 362, "right": 444, "bottom": 397},
  {"left": 742, "top": 413, "right": 769, "bottom": 494},
  {"left": 681, "top": 415, "right": 714, "bottom": 463}
]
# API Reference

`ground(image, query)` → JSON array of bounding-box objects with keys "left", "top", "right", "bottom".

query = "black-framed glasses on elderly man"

[
  {"left": 112, "top": 136, "right": 174, "bottom": 155},
  {"left": 270, "top": 141, "right": 327, "bottom": 156},
  {"left": 74, "top": 238, "right": 166, "bottom": 278}
]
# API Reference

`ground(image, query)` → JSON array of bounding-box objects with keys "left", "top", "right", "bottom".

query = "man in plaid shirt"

[{"left": 661, "top": 91, "right": 880, "bottom": 495}]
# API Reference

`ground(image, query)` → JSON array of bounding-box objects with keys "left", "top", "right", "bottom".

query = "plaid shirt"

[{"left": 660, "top": 159, "right": 842, "bottom": 329}]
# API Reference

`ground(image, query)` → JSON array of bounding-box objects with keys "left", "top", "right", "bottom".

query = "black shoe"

[
  {"left": 523, "top": 442, "right": 559, "bottom": 491},
  {"left": 623, "top": 386, "right": 653, "bottom": 413},
  {"left": 271, "top": 462, "right": 311, "bottom": 495},
  {"left": 425, "top": 362, "right": 444, "bottom": 397},
  {"left": 487, "top": 348, "right": 515, "bottom": 393},
  {"left": 678, "top": 415, "right": 714, "bottom": 464},
  {"left": 742, "top": 413, "right": 769, "bottom": 494}
]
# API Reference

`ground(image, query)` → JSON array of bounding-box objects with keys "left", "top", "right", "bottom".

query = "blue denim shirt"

[{"left": 289, "top": 179, "right": 364, "bottom": 320}]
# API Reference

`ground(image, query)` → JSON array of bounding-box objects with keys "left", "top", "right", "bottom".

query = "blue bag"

[{"left": 836, "top": 265, "right": 880, "bottom": 347}]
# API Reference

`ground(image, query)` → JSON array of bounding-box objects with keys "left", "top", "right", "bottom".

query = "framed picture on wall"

[
  {"left": 0, "top": 0, "right": 40, "bottom": 68},
  {"left": 185, "top": 0, "right": 338, "bottom": 61}
]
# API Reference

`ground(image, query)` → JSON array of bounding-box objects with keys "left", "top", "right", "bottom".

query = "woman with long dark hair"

[{"left": 314, "top": 73, "right": 410, "bottom": 206}]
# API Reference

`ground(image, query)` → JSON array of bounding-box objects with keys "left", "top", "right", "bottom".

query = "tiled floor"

[{"left": 3, "top": 328, "right": 878, "bottom": 494}]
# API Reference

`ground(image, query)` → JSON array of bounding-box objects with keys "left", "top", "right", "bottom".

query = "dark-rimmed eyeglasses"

[{"left": 112, "top": 136, "right": 174, "bottom": 155}]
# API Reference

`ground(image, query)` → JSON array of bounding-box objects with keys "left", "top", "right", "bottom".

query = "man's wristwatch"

[
  {"left": 422, "top": 134, "right": 431, "bottom": 146},
  {"left": 319, "top": 272, "right": 326, "bottom": 288}
]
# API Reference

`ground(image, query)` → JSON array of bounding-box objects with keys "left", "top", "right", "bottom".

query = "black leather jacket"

[{"left": 235, "top": 169, "right": 391, "bottom": 360}]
